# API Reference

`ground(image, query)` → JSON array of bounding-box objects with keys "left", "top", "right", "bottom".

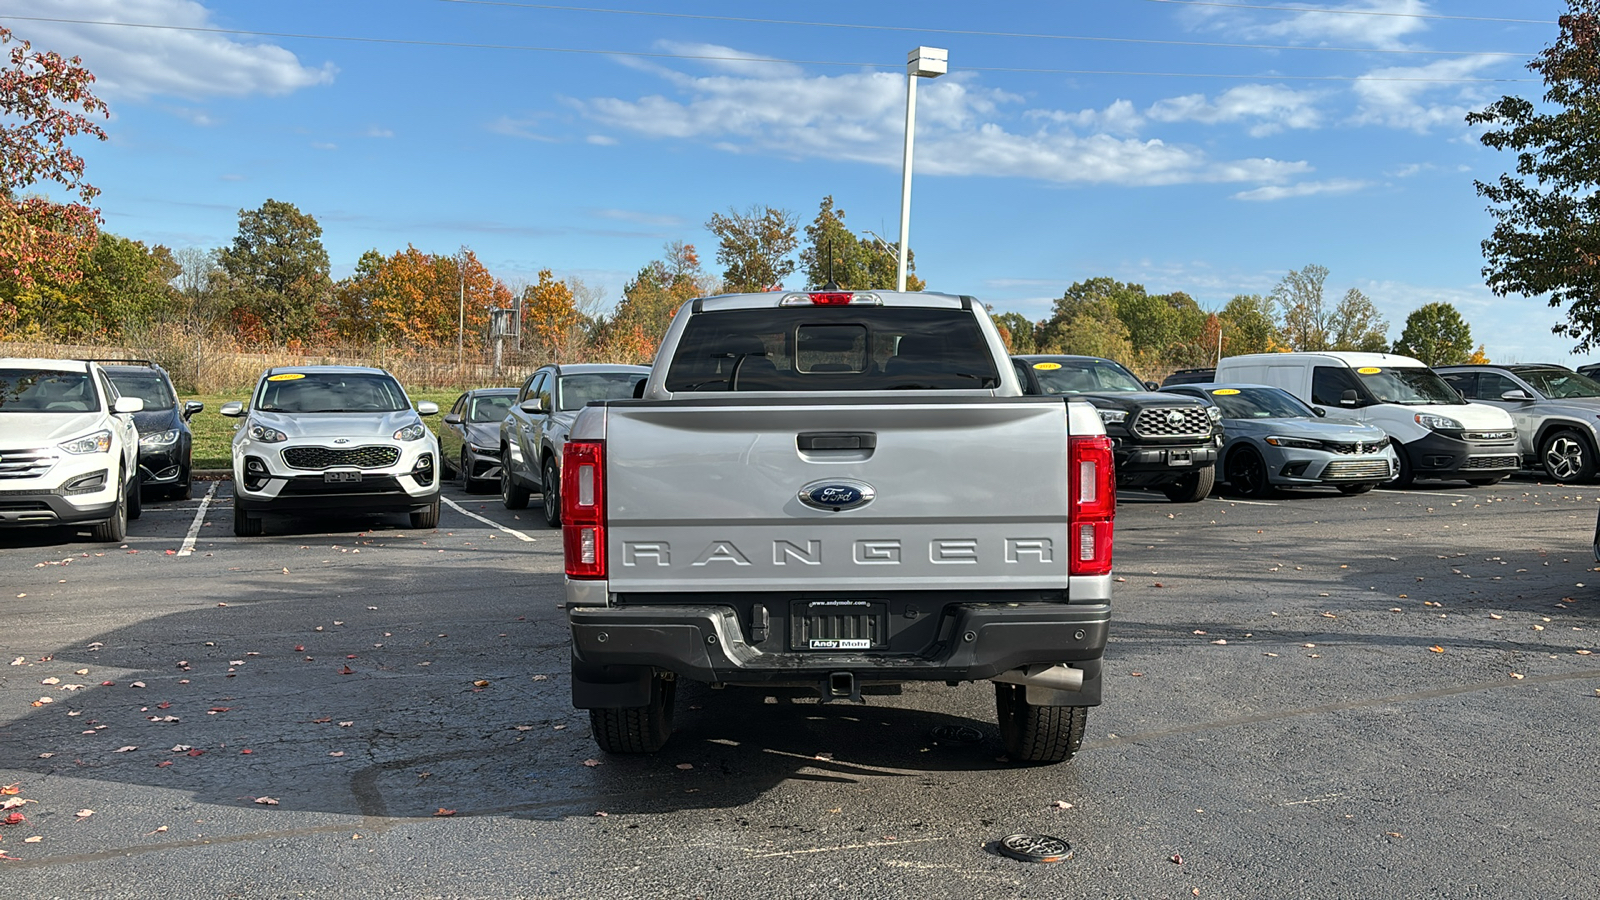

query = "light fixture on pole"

[{"left": 897, "top": 45, "right": 946, "bottom": 293}]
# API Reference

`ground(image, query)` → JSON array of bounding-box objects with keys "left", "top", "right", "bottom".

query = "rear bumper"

[{"left": 569, "top": 600, "right": 1109, "bottom": 706}]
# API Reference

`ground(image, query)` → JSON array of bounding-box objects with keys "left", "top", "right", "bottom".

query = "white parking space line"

[
  {"left": 176, "top": 482, "right": 218, "bottom": 557},
  {"left": 1208, "top": 496, "right": 1278, "bottom": 506},
  {"left": 1375, "top": 489, "right": 1474, "bottom": 500},
  {"left": 442, "top": 497, "right": 537, "bottom": 543}
]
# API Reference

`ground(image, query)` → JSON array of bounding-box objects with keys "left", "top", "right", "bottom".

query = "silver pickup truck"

[{"left": 558, "top": 290, "right": 1114, "bottom": 763}]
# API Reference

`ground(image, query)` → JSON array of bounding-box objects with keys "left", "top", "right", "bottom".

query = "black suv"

[
  {"left": 1013, "top": 355, "right": 1224, "bottom": 502},
  {"left": 99, "top": 360, "right": 203, "bottom": 500}
]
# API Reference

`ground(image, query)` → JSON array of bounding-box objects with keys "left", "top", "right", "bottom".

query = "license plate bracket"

[
  {"left": 324, "top": 470, "right": 362, "bottom": 484},
  {"left": 790, "top": 599, "right": 887, "bottom": 651},
  {"left": 1168, "top": 449, "right": 1192, "bottom": 466}
]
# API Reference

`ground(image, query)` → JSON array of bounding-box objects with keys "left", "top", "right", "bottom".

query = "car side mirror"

[
  {"left": 416, "top": 401, "right": 439, "bottom": 416},
  {"left": 1340, "top": 389, "right": 1360, "bottom": 407},
  {"left": 444, "top": 413, "right": 463, "bottom": 425},
  {"left": 519, "top": 398, "right": 547, "bottom": 415},
  {"left": 1144, "top": 380, "right": 1159, "bottom": 391},
  {"left": 112, "top": 397, "right": 144, "bottom": 414},
  {"left": 1500, "top": 389, "right": 1534, "bottom": 401},
  {"left": 183, "top": 400, "right": 204, "bottom": 420},
  {"left": 1313, "top": 407, "right": 1327, "bottom": 417},
  {"left": 219, "top": 401, "right": 245, "bottom": 418}
]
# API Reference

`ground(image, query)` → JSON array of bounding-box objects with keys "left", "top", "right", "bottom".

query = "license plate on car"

[
  {"left": 1169, "top": 450, "right": 1192, "bottom": 466},
  {"left": 324, "top": 471, "right": 362, "bottom": 483}
]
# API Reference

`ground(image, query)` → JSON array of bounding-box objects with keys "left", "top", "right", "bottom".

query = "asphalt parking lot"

[{"left": 2, "top": 476, "right": 1598, "bottom": 899}]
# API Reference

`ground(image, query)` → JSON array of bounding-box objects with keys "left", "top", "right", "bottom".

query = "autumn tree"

[
  {"left": 706, "top": 205, "right": 798, "bottom": 292},
  {"left": 601, "top": 241, "right": 714, "bottom": 360},
  {"left": 0, "top": 26, "right": 108, "bottom": 287},
  {"left": 0, "top": 232, "right": 176, "bottom": 340},
  {"left": 992, "top": 311, "right": 1037, "bottom": 353},
  {"left": 1468, "top": 0, "right": 1600, "bottom": 352},
  {"left": 799, "top": 196, "right": 924, "bottom": 291},
  {"left": 216, "top": 199, "right": 331, "bottom": 344},
  {"left": 1328, "top": 288, "right": 1389, "bottom": 351},
  {"left": 1218, "top": 293, "right": 1280, "bottom": 355},
  {"left": 1273, "top": 264, "right": 1333, "bottom": 351},
  {"left": 1392, "top": 301, "right": 1474, "bottom": 365},
  {"left": 523, "top": 268, "right": 585, "bottom": 359}
]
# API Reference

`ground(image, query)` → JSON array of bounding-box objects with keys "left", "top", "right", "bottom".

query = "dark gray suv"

[{"left": 1436, "top": 364, "right": 1600, "bottom": 483}]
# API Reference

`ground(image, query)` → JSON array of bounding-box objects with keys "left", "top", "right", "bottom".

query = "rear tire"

[
  {"left": 458, "top": 448, "right": 474, "bottom": 491},
  {"left": 1161, "top": 465, "right": 1215, "bottom": 502},
  {"left": 126, "top": 472, "right": 142, "bottom": 520},
  {"left": 90, "top": 474, "right": 129, "bottom": 543},
  {"left": 541, "top": 457, "right": 561, "bottom": 528},
  {"left": 1392, "top": 446, "right": 1416, "bottom": 488},
  {"left": 232, "top": 502, "right": 263, "bottom": 537},
  {"left": 410, "top": 499, "right": 441, "bottom": 529},
  {"left": 995, "top": 682, "right": 1087, "bottom": 764},
  {"left": 501, "top": 450, "right": 531, "bottom": 509},
  {"left": 589, "top": 675, "right": 676, "bottom": 754}
]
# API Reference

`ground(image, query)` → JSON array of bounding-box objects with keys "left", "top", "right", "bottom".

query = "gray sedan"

[
  {"left": 1163, "top": 383, "right": 1398, "bottom": 497},
  {"left": 440, "top": 388, "right": 517, "bottom": 491}
]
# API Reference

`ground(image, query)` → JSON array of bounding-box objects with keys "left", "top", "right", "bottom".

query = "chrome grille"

[
  {"left": 282, "top": 445, "right": 400, "bottom": 471},
  {"left": 1322, "top": 437, "right": 1391, "bottom": 454},
  {"left": 1463, "top": 455, "right": 1518, "bottom": 470},
  {"left": 1324, "top": 459, "right": 1393, "bottom": 480},
  {"left": 0, "top": 448, "right": 56, "bottom": 480},
  {"left": 1131, "top": 407, "right": 1211, "bottom": 439},
  {"left": 1464, "top": 431, "right": 1514, "bottom": 441}
]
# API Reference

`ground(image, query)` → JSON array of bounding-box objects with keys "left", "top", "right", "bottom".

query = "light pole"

[
  {"left": 456, "top": 246, "right": 467, "bottom": 370},
  {"left": 897, "top": 46, "right": 946, "bottom": 292}
]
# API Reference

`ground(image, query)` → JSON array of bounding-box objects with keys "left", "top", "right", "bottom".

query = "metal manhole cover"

[
  {"left": 997, "top": 833, "right": 1073, "bottom": 864},
  {"left": 928, "top": 724, "right": 985, "bottom": 745}
]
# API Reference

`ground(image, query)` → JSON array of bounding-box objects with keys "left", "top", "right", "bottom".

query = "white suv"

[
  {"left": 220, "top": 365, "right": 440, "bottom": 536},
  {"left": 0, "top": 358, "right": 145, "bottom": 541}
]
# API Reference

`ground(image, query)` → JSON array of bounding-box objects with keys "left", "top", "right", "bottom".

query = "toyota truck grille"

[
  {"left": 0, "top": 449, "right": 55, "bottom": 480},
  {"left": 1323, "top": 437, "right": 1391, "bottom": 454},
  {"left": 1463, "top": 455, "right": 1518, "bottom": 470},
  {"left": 1324, "top": 459, "right": 1393, "bottom": 480},
  {"left": 1131, "top": 407, "right": 1211, "bottom": 439},
  {"left": 283, "top": 446, "right": 401, "bottom": 471}
]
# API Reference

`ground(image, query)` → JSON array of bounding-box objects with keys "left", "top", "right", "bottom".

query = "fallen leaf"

[
  {"left": 1052, "top": 800, "right": 1074, "bottom": 809},
  {"left": 40, "top": 677, "right": 59, "bottom": 685},
  {"left": 1489, "top": 613, "right": 1503, "bottom": 620},
  {"left": 473, "top": 679, "right": 490, "bottom": 687},
  {"left": 338, "top": 721, "right": 353, "bottom": 727},
  {"left": 583, "top": 759, "right": 601, "bottom": 767},
  {"left": 594, "top": 811, "right": 608, "bottom": 817},
  {"left": 1170, "top": 854, "right": 1184, "bottom": 864},
  {"left": 253, "top": 797, "right": 278, "bottom": 806},
  {"left": 240, "top": 749, "right": 253, "bottom": 755},
  {"left": 2, "top": 812, "right": 25, "bottom": 826},
  {"left": 156, "top": 761, "right": 172, "bottom": 768},
  {"left": 434, "top": 808, "right": 456, "bottom": 817},
  {"left": 1578, "top": 649, "right": 1593, "bottom": 655},
  {"left": 676, "top": 763, "right": 694, "bottom": 770},
  {"left": 186, "top": 749, "right": 204, "bottom": 757},
  {"left": 148, "top": 825, "right": 167, "bottom": 834},
  {"left": 329, "top": 751, "right": 345, "bottom": 757},
  {"left": 1210, "top": 639, "right": 1228, "bottom": 645},
  {"left": 9, "top": 657, "right": 23, "bottom": 666},
  {"left": 0, "top": 784, "right": 18, "bottom": 796},
  {"left": 1429, "top": 646, "right": 1445, "bottom": 653},
  {"left": 74, "top": 809, "right": 93, "bottom": 819},
  {"left": 23, "top": 836, "right": 41, "bottom": 843},
  {"left": 1510, "top": 673, "right": 1525, "bottom": 679},
  {"left": 114, "top": 746, "right": 137, "bottom": 753},
  {"left": 129, "top": 681, "right": 145, "bottom": 688},
  {"left": 339, "top": 665, "right": 354, "bottom": 675}
]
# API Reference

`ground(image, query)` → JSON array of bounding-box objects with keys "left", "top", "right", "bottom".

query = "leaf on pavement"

[
  {"left": 473, "top": 680, "right": 490, "bottom": 688},
  {"left": 22, "top": 836, "right": 41, "bottom": 843},
  {"left": 338, "top": 721, "right": 353, "bottom": 727},
  {"left": 433, "top": 808, "right": 456, "bottom": 817},
  {"left": 0, "top": 784, "right": 18, "bottom": 795},
  {"left": 1428, "top": 646, "right": 1445, "bottom": 653},
  {"left": 40, "top": 677, "right": 59, "bottom": 685},
  {"left": 114, "top": 746, "right": 137, "bottom": 752},
  {"left": 253, "top": 796, "right": 279, "bottom": 805},
  {"left": 583, "top": 759, "right": 601, "bottom": 767},
  {"left": 74, "top": 809, "right": 93, "bottom": 819}
]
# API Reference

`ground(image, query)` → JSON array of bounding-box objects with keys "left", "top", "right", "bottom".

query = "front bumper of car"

[
  {"left": 461, "top": 444, "right": 503, "bottom": 483},
  {"left": 136, "top": 434, "right": 190, "bottom": 486},
  {"left": 232, "top": 436, "right": 440, "bottom": 513},
  {"left": 1403, "top": 431, "right": 1521, "bottom": 479},
  {"left": 0, "top": 449, "right": 123, "bottom": 527},
  {"left": 1253, "top": 441, "right": 1400, "bottom": 486},
  {"left": 1109, "top": 432, "right": 1222, "bottom": 485}
]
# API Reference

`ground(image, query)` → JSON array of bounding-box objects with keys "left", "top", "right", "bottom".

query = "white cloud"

[
  {"left": 1349, "top": 54, "right": 1503, "bottom": 132},
  {"left": 1232, "top": 178, "right": 1370, "bottom": 201},
  {"left": 1148, "top": 84, "right": 1325, "bottom": 137},
  {"left": 1187, "top": 0, "right": 1435, "bottom": 51},
  {"left": 575, "top": 57, "right": 1309, "bottom": 188},
  {"left": 487, "top": 116, "right": 558, "bottom": 142},
  {"left": 0, "top": 0, "right": 335, "bottom": 99},
  {"left": 586, "top": 134, "right": 618, "bottom": 146},
  {"left": 364, "top": 126, "right": 394, "bottom": 139},
  {"left": 1027, "top": 100, "right": 1145, "bottom": 137},
  {"left": 219, "top": 173, "right": 244, "bottom": 181},
  {"left": 311, "top": 142, "right": 337, "bottom": 151},
  {"left": 589, "top": 208, "right": 683, "bottom": 227}
]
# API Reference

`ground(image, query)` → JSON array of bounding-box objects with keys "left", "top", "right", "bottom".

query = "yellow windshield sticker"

[
  {"left": 1356, "top": 367, "right": 1381, "bottom": 374},
  {"left": 1032, "top": 362, "right": 1062, "bottom": 370},
  {"left": 1211, "top": 388, "right": 1240, "bottom": 395},
  {"left": 267, "top": 373, "right": 305, "bottom": 381}
]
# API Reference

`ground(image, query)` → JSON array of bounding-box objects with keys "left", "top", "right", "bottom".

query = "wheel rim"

[
  {"left": 1545, "top": 436, "right": 1584, "bottom": 480},
  {"left": 460, "top": 449, "right": 471, "bottom": 485},
  {"left": 544, "top": 464, "right": 559, "bottom": 521},
  {"left": 501, "top": 460, "right": 511, "bottom": 498},
  {"left": 1230, "top": 451, "right": 1265, "bottom": 495}
]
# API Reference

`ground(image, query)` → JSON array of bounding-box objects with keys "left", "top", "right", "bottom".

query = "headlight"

[
  {"left": 1206, "top": 406, "right": 1223, "bottom": 422},
  {"left": 1265, "top": 436, "right": 1322, "bottom": 450},
  {"left": 394, "top": 423, "right": 428, "bottom": 441},
  {"left": 1414, "top": 413, "right": 1463, "bottom": 432},
  {"left": 469, "top": 443, "right": 497, "bottom": 454},
  {"left": 60, "top": 430, "right": 113, "bottom": 454},
  {"left": 1096, "top": 409, "right": 1129, "bottom": 425},
  {"left": 140, "top": 429, "right": 180, "bottom": 447},
  {"left": 248, "top": 423, "right": 288, "bottom": 443}
]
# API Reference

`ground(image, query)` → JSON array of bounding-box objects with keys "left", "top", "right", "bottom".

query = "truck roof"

[{"left": 692, "top": 290, "right": 974, "bottom": 313}]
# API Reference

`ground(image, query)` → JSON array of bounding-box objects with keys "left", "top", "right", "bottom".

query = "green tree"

[
  {"left": 1037, "top": 278, "right": 1135, "bottom": 361},
  {"left": 1468, "top": 0, "right": 1600, "bottom": 352},
  {"left": 216, "top": 199, "right": 331, "bottom": 343},
  {"left": 1329, "top": 288, "right": 1389, "bottom": 351},
  {"left": 992, "top": 311, "right": 1037, "bottom": 353},
  {"left": 1392, "top": 302, "right": 1474, "bottom": 365},
  {"left": 1273, "top": 264, "right": 1332, "bottom": 351},
  {"left": 602, "top": 241, "right": 714, "bottom": 359},
  {"left": 706, "top": 205, "right": 798, "bottom": 292},
  {"left": 1218, "top": 293, "right": 1280, "bottom": 355},
  {"left": 0, "top": 232, "right": 177, "bottom": 340},
  {"left": 799, "top": 196, "right": 924, "bottom": 291}
]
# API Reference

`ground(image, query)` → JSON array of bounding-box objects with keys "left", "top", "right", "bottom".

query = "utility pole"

[{"left": 456, "top": 247, "right": 467, "bottom": 371}]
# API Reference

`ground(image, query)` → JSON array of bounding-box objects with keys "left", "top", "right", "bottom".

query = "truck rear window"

[{"left": 663, "top": 307, "right": 1000, "bottom": 392}]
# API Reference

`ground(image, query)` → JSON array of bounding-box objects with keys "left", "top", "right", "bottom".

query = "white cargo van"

[{"left": 1215, "top": 351, "right": 1519, "bottom": 486}]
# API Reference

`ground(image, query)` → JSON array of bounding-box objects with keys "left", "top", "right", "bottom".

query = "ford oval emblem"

[{"left": 798, "top": 479, "right": 876, "bottom": 512}]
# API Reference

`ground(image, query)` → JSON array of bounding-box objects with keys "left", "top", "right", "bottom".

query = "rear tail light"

[
  {"left": 1068, "top": 435, "right": 1115, "bottom": 576},
  {"left": 562, "top": 441, "right": 606, "bottom": 579}
]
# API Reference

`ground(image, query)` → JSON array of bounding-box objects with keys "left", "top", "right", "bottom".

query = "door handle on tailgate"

[{"left": 797, "top": 432, "right": 877, "bottom": 451}]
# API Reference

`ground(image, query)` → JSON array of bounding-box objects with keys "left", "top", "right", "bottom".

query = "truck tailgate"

[{"left": 599, "top": 397, "right": 1070, "bottom": 592}]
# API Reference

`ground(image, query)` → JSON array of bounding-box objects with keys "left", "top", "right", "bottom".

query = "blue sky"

[{"left": 0, "top": 0, "right": 1579, "bottom": 363}]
